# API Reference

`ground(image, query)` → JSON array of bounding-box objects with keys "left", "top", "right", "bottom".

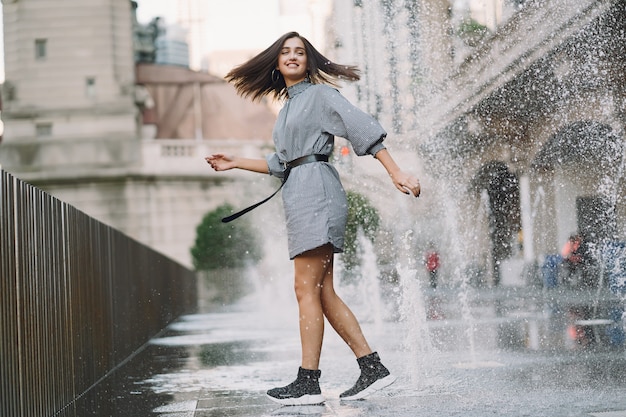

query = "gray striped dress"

[{"left": 266, "top": 80, "right": 387, "bottom": 259}]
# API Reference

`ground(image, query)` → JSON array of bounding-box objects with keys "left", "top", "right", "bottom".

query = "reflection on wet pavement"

[{"left": 83, "top": 298, "right": 626, "bottom": 417}]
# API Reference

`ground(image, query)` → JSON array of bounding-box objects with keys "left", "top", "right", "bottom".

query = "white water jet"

[
  {"left": 240, "top": 202, "right": 299, "bottom": 325},
  {"left": 441, "top": 183, "right": 478, "bottom": 366},
  {"left": 397, "top": 264, "right": 433, "bottom": 385},
  {"left": 391, "top": 193, "right": 435, "bottom": 386},
  {"left": 355, "top": 229, "right": 385, "bottom": 333}
]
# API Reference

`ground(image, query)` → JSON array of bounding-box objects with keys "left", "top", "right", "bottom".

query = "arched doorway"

[{"left": 472, "top": 161, "right": 521, "bottom": 286}]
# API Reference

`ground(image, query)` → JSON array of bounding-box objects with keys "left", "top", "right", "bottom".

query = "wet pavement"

[{"left": 85, "top": 286, "right": 626, "bottom": 417}]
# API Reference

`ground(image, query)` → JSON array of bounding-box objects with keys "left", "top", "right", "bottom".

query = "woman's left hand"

[
  {"left": 392, "top": 170, "right": 421, "bottom": 198},
  {"left": 373, "top": 149, "right": 421, "bottom": 198}
]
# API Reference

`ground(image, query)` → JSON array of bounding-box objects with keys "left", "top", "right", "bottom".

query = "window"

[
  {"left": 36, "top": 123, "right": 52, "bottom": 137},
  {"left": 35, "top": 39, "right": 47, "bottom": 60},
  {"left": 3, "top": 81, "right": 16, "bottom": 101},
  {"left": 86, "top": 77, "right": 96, "bottom": 98}
]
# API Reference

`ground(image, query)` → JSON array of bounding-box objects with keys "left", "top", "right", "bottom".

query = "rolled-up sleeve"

[
  {"left": 266, "top": 152, "right": 286, "bottom": 179},
  {"left": 320, "top": 86, "right": 387, "bottom": 156}
]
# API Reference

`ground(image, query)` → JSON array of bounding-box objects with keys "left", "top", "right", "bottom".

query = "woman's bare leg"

[
  {"left": 290, "top": 244, "right": 392, "bottom": 402},
  {"left": 267, "top": 247, "right": 329, "bottom": 405},
  {"left": 294, "top": 244, "right": 373, "bottom": 369},
  {"left": 293, "top": 244, "right": 333, "bottom": 370},
  {"left": 318, "top": 251, "right": 372, "bottom": 358},
  {"left": 320, "top": 259, "right": 395, "bottom": 400}
]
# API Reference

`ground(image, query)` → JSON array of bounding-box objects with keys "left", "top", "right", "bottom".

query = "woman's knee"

[{"left": 294, "top": 281, "right": 320, "bottom": 303}]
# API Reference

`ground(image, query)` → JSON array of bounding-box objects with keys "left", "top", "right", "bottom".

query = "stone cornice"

[{"left": 415, "top": 0, "right": 614, "bottom": 139}]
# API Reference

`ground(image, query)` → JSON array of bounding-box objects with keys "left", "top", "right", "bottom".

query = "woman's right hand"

[{"left": 205, "top": 154, "right": 237, "bottom": 171}]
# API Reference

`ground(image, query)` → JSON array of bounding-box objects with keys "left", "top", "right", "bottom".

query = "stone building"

[{"left": 0, "top": 0, "right": 276, "bottom": 268}]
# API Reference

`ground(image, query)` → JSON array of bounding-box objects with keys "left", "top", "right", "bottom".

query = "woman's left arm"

[{"left": 374, "top": 149, "right": 421, "bottom": 197}]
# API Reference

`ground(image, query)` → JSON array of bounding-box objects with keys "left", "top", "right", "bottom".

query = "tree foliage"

[
  {"left": 457, "top": 19, "right": 490, "bottom": 47},
  {"left": 190, "top": 204, "right": 262, "bottom": 271}
]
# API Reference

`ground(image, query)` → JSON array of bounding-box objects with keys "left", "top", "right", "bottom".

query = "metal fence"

[{"left": 1, "top": 169, "right": 197, "bottom": 417}]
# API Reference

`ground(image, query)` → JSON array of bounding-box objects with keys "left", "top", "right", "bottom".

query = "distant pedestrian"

[
  {"left": 561, "top": 234, "right": 584, "bottom": 287},
  {"left": 425, "top": 249, "right": 440, "bottom": 289},
  {"left": 206, "top": 32, "right": 420, "bottom": 405}
]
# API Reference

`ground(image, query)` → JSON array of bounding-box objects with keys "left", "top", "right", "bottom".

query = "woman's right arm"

[{"left": 205, "top": 153, "right": 269, "bottom": 174}]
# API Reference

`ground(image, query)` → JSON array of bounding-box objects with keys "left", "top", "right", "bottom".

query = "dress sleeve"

[
  {"left": 320, "top": 86, "right": 387, "bottom": 156},
  {"left": 266, "top": 153, "right": 286, "bottom": 179}
]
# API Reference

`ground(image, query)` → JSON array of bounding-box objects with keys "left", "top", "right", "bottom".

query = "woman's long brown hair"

[{"left": 225, "top": 31, "right": 361, "bottom": 101}]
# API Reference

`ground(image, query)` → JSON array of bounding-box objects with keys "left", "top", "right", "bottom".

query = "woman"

[{"left": 206, "top": 31, "right": 420, "bottom": 406}]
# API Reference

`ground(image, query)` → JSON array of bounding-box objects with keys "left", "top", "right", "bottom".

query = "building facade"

[
  {"left": 0, "top": 0, "right": 276, "bottom": 268},
  {"left": 328, "top": 0, "right": 626, "bottom": 288},
  {"left": 1, "top": 0, "right": 139, "bottom": 173}
]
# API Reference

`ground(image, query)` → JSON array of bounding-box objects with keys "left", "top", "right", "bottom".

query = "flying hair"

[{"left": 225, "top": 31, "right": 361, "bottom": 102}]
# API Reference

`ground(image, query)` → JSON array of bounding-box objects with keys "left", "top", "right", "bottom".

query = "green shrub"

[
  {"left": 458, "top": 19, "right": 489, "bottom": 47},
  {"left": 342, "top": 191, "right": 380, "bottom": 274},
  {"left": 458, "top": 19, "right": 489, "bottom": 36},
  {"left": 190, "top": 203, "right": 262, "bottom": 271}
]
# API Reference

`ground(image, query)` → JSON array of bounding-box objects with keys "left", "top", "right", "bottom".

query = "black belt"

[{"left": 221, "top": 154, "right": 329, "bottom": 223}]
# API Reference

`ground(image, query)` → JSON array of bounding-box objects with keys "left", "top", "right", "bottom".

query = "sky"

[
  {"left": 135, "top": 0, "right": 283, "bottom": 55},
  {"left": 135, "top": 0, "right": 176, "bottom": 25}
]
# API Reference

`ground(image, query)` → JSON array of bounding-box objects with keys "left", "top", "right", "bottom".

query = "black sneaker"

[
  {"left": 267, "top": 367, "right": 325, "bottom": 406},
  {"left": 340, "top": 352, "right": 396, "bottom": 400}
]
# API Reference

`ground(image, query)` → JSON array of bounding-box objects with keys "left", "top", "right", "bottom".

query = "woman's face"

[{"left": 277, "top": 37, "right": 308, "bottom": 87}]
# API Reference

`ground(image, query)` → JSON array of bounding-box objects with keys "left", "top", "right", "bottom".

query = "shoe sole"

[
  {"left": 340, "top": 374, "right": 397, "bottom": 401},
  {"left": 270, "top": 405, "right": 326, "bottom": 415},
  {"left": 266, "top": 393, "right": 325, "bottom": 406}
]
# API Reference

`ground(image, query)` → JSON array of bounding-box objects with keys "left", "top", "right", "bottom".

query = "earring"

[{"left": 271, "top": 69, "right": 280, "bottom": 83}]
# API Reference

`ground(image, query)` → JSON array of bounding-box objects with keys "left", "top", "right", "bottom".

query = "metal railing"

[{"left": 1, "top": 169, "right": 197, "bottom": 417}]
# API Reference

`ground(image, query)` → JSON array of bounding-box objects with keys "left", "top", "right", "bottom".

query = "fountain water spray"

[
  {"left": 438, "top": 177, "right": 479, "bottom": 366},
  {"left": 390, "top": 193, "right": 435, "bottom": 385},
  {"left": 355, "top": 229, "right": 385, "bottom": 332}
]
